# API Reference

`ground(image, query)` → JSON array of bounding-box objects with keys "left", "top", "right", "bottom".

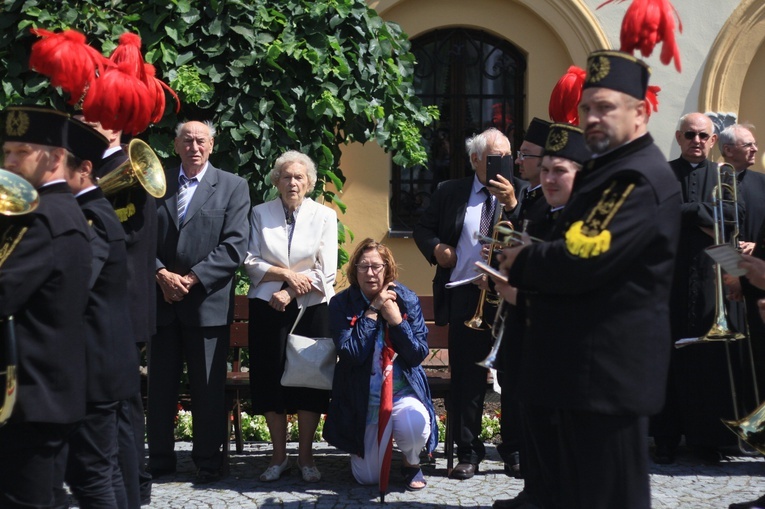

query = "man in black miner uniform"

[
  {"left": 651, "top": 112, "right": 740, "bottom": 464},
  {"left": 53, "top": 117, "right": 139, "bottom": 508},
  {"left": 413, "top": 127, "right": 527, "bottom": 479},
  {"left": 496, "top": 117, "right": 551, "bottom": 479},
  {"left": 493, "top": 123, "right": 590, "bottom": 509},
  {"left": 89, "top": 120, "right": 156, "bottom": 506},
  {"left": 0, "top": 106, "right": 92, "bottom": 508},
  {"left": 499, "top": 51, "right": 681, "bottom": 509},
  {"left": 513, "top": 117, "right": 552, "bottom": 228}
]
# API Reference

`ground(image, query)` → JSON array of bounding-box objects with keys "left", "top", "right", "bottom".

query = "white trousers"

[{"left": 351, "top": 396, "right": 431, "bottom": 485}]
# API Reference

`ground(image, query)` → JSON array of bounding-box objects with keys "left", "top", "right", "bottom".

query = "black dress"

[{"left": 249, "top": 298, "right": 331, "bottom": 415}]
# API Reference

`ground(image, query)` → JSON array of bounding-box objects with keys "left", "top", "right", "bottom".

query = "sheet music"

[{"left": 704, "top": 244, "right": 746, "bottom": 277}]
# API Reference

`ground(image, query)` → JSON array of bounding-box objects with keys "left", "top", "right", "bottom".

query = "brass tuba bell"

[
  {"left": 722, "top": 400, "right": 765, "bottom": 456},
  {"left": 0, "top": 169, "right": 39, "bottom": 427},
  {"left": 97, "top": 138, "right": 166, "bottom": 199}
]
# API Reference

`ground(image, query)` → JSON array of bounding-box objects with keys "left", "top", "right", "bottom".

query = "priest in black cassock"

[
  {"left": 651, "top": 112, "right": 741, "bottom": 465},
  {"left": 722, "top": 124, "right": 765, "bottom": 417}
]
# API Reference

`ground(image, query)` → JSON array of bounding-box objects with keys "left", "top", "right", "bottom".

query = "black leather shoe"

[
  {"left": 730, "top": 494, "right": 765, "bottom": 509},
  {"left": 450, "top": 462, "right": 478, "bottom": 480},
  {"left": 493, "top": 489, "right": 529, "bottom": 508},
  {"left": 503, "top": 451, "right": 522, "bottom": 478},
  {"left": 194, "top": 468, "right": 222, "bottom": 484}
]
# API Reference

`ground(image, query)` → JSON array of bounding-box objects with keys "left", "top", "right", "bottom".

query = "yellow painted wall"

[
  {"left": 334, "top": 0, "right": 607, "bottom": 294},
  {"left": 739, "top": 41, "right": 765, "bottom": 171}
]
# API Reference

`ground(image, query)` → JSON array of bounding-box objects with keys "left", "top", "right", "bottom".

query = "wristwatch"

[{"left": 368, "top": 304, "right": 382, "bottom": 314}]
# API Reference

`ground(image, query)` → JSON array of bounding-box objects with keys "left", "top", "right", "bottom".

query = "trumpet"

[
  {"left": 475, "top": 221, "right": 528, "bottom": 369},
  {"left": 0, "top": 169, "right": 40, "bottom": 427},
  {"left": 465, "top": 221, "right": 515, "bottom": 330}
]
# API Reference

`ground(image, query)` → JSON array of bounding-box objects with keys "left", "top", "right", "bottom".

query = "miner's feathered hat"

[
  {"left": 544, "top": 123, "right": 590, "bottom": 165},
  {"left": 583, "top": 50, "right": 651, "bottom": 100}
]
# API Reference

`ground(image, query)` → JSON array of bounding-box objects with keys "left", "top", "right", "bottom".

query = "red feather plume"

[
  {"left": 144, "top": 63, "right": 181, "bottom": 123},
  {"left": 82, "top": 61, "right": 154, "bottom": 135},
  {"left": 598, "top": 0, "right": 683, "bottom": 72},
  {"left": 106, "top": 32, "right": 180, "bottom": 129},
  {"left": 29, "top": 28, "right": 110, "bottom": 105},
  {"left": 109, "top": 32, "right": 147, "bottom": 81},
  {"left": 548, "top": 66, "right": 586, "bottom": 126},
  {"left": 645, "top": 85, "right": 660, "bottom": 117}
]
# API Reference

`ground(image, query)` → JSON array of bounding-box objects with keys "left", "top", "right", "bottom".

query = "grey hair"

[
  {"left": 718, "top": 123, "right": 755, "bottom": 148},
  {"left": 269, "top": 150, "right": 318, "bottom": 192},
  {"left": 465, "top": 128, "right": 508, "bottom": 169},
  {"left": 175, "top": 120, "right": 216, "bottom": 139}
]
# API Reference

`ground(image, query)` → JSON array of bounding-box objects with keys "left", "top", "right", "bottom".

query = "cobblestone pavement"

[{"left": 131, "top": 441, "right": 764, "bottom": 509}]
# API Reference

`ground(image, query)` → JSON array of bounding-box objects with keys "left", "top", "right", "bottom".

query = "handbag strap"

[{"left": 290, "top": 306, "right": 306, "bottom": 334}]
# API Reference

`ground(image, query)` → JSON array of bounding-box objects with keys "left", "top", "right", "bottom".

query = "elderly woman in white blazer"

[{"left": 244, "top": 150, "right": 337, "bottom": 483}]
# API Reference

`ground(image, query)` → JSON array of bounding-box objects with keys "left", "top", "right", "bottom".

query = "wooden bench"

[
  {"left": 224, "top": 294, "right": 492, "bottom": 475},
  {"left": 224, "top": 295, "right": 251, "bottom": 459}
]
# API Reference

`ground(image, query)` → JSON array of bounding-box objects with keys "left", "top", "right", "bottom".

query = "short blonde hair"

[{"left": 269, "top": 150, "right": 317, "bottom": 192}]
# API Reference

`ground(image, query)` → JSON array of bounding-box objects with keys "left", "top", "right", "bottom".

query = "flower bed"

[{"left": 174, "top": 409, "right": 502, "bottom": 443}]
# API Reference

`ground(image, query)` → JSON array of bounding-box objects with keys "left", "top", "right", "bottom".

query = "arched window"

[{"left": 390, "top": 28, "right": 527, "bottom": 235}]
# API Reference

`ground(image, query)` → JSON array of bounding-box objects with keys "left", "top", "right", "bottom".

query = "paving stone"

[{"left": 122, "top": 441, "right": 765, "bottom": 508}]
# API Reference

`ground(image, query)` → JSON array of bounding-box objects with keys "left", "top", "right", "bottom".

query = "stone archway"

[{"left": 699, "top": 0, "right": 765, "bottom": 113}]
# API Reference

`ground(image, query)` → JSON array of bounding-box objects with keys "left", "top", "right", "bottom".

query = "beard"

[{"left": 585, "top": 134, "right": 611, "bottom": 154}]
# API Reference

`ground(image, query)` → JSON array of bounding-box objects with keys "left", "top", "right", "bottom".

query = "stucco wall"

[{"left": 335, "top": 0, "right": 759, "bottom": 294}]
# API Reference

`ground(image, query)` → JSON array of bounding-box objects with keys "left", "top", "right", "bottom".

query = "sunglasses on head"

[{"left": 683, "top": 131, "right": 711, "bottom": 141}]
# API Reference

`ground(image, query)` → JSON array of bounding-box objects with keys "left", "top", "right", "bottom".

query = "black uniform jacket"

[
  {"left": 0, "top": 182, "right": 91, "bottom": 423},
  {"left": 508, "top": 134, "right": 682, "bottom": 416},
  {"left": 77, "top": 188, "right": 139, "bottom": 402},
  {"left": 413, "top": 175, "right": 528, "bottom": 326},
  {"left": 95, "top": 149, "right": 158, "bottom": 343}
]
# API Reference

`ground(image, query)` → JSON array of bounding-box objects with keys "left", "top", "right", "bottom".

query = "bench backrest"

[{"left": 231, "top": 294, "right": 450, "bottom": 368}]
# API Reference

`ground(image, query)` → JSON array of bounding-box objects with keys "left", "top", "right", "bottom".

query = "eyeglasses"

[
  {"left": 683, "top": 131, "right": 711, "bottom": 141},
  {"left": 516, "top": 151, "right": 542, "bottom": 161},
  {"left": 356, "top": 263, "right": 386, "bottom": 274}
]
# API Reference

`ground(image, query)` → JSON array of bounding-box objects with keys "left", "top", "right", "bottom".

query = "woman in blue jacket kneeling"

[{"left": 325, "top": 238, "right": 437, "bottom": 491}]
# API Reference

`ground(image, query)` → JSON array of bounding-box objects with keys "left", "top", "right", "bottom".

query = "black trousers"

[
  {"left": 65, "top": 400, "right": 126, "bottom": 509},
  {"left": 117, "top": 397, "right": 140, "bottom": 508},
  {"left": 147, "top": 322, "right": 228, "bottom": 472},
  {"left": 552, "top": 410, "right": 650, "bottom": 509},
  {"left": 518, "top": 403, "right": 562, "bottom": 508},
  {"left": 118, "top": 343, "right": 151, "bottom": 507},
  {"left": 0, "top": 421, "right": 74, "bottom": 508},
  {"left": 446, "top": 285, "right": 493, "bottom": 464}
]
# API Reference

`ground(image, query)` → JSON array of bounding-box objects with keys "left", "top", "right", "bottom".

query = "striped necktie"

[{"left": 177, "top": 175, "right": 195, "bottom": 223}]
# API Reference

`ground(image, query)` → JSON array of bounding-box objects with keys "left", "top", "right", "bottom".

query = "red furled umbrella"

[{"left": 378, "top": 328, "right": 397, "bottom": 503}]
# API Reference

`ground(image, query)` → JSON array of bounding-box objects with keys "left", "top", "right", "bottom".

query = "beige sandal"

[
  {"left": 297, "top": 461, "right": 321, "bottom": 482},
  {"left": 259, "top": 458, "right": 290, "bottom": 482}
]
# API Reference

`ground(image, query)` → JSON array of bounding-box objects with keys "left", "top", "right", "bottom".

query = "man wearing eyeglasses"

[
  {"left": 651, "top": 112, "right": 742, "bottom": 465},
  {"left": 722, "top": 124, "right": 765, "bottom": 447},
  {"left": 720, "top": 124, "right": 764, "bottom": 254}
]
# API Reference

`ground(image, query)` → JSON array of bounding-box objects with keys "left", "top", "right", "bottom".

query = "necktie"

[
  {"left": 479, "top": 187, "right": 495, "bottom": 237},
  {"left": 177, "top": 175, "right": 195, "bottom": 223}
]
